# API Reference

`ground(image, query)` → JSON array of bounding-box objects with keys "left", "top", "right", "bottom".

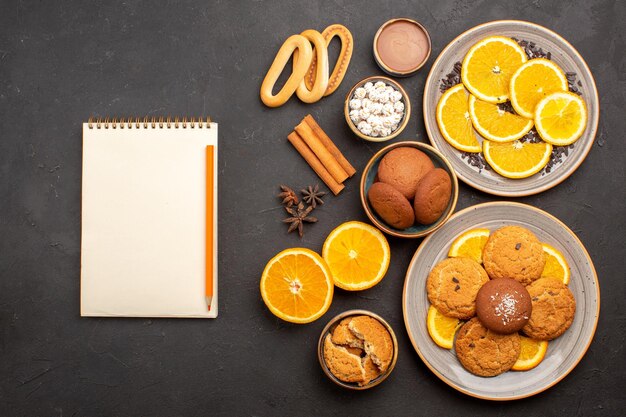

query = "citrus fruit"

[
  {"left": 468, "top": 95, "right": 534, "bottom": 142},
  {"left": 483, "top": 139, "right": 552, "bottom": 179},
  {"left": 509, "top": 58, "right": 568, "bottom": 118},
  {"left": 427, "top": 305, "right": 463, "bottom": 349},
  {"left": 535, "top": 91, "right": 587, "bottom": 146},
  {"left": 436, "top": 84, "right": 482, "bottom": 153},
  {"left": 541, "top": 242, "right": 571, "bottom": 285},
  {"left": 461, "top": 36, "right": 528, "bottom": 103},
  {"left": 447, "top": 228, "right": 491, "bottom": 264},
  {"left": 322, "top": 221, "right": 390, "bottom": 291},
  {"left": 260, "top": 248, "right": 333, "bottom": 323},
  {"left": 512, "top": 336, "right": 549, "bottom": 371}
]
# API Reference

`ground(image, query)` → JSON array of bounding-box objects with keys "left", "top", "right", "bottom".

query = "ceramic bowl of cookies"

[
  {"left": 360, "top": 141, "right": 458, "bottom": 238},
  {"left": 344, "top": 76, "right": 411, "bottom": 142},
  {"left": 318, "top": 310, "right": 398, "bottom": 390}
]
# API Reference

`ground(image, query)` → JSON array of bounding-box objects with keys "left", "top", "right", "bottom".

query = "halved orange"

[
  {"left": 436, "top": 84, "right": 482, "bottom": 153},
  {"left": 447, "top": 228, "right": 490, "bottom": 264},
  {"left": 510, "top": 58, "right": 568, "bottom": 119},
  {"left": 535, "top": 91, "right": 587, "bottom": 146},
  {"left": 427, "top": 305, "right": 463, "bottom": 349},
  {"left": 469, "top": 95, "right": 534, "bottom": 142},
  {"left": 461, "top": 36, "right": 527, "bottom": 103},
  {"left": 260, "top": 248, "right": 334, "bottom": 324},
  {"left": 483, "top": 139, "right": 552, "bottom": 179},
  {"left": 322, "top": 221, "right": 390, "bottom": 291},
  {"left": 512, "top": 336, "right": 548, "bottom": 371},
  {"left": 541, "top": 242, "right": 571, "bottom": 285}
]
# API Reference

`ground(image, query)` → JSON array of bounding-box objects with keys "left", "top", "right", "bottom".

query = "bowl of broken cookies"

[
  {"left": 344, "top": 76, "right": 411, "bottom": 142},
  {"left": 318, "top": 309, "right": 398, "bottom": 390}
]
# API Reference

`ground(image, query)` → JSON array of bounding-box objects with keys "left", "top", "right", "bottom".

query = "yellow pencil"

[{"left": 206, "top": 145, "right": 214, "bottom": 310}]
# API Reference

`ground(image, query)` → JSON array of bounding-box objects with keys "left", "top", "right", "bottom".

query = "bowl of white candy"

[{"left": 344, "top": 76, "right": 411, "bottom": 142}]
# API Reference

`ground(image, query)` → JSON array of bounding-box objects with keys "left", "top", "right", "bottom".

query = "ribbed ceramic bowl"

[
  {"left": 344, "top": 76, "right": 411, "bottom": 142},
  {"left": 318, "top": 310, "right": 398, "bottom": 390},
  {"left": 423, "top": 20, "right": 599, "bottom": 196},
  {"left": 360, "top": 141, "right": 458, "bottom": 238},
  {"left": 403, "top": 202, "right": 600, "bottom": 400}
]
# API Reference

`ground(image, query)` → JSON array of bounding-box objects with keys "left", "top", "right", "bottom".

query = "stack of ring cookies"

[{"left": 260, "top": 25, "right": 353, "bottom": 107}]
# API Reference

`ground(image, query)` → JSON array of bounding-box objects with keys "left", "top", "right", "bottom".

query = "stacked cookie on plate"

[{"left": 426, "top": 225, "right": 576, "bottom": 377}]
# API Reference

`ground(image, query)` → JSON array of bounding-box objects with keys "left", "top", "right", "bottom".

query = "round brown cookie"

[
  {"left": 367, "top": 182, "right": 415, "bottom": 229},
  {"left": 426, "top": 257, "right": 490, "bottom": 319},
  {"left": 482, "top": 226, "right": 545, "bottom": 285},
  {"left": 377, "top": 147, "right": 434, "bottom": 200},
  {"left": 413, "top": 168, "right": 452, "bottom": 224},
  {"left": 522, "top": 278, "right": 576, "bottom": 340},
  {"left": 475, "top": 278, "right": 532, "bottom": 334},
  {"left": 455, "top": 318, "right": 521, "bottom": 377}
]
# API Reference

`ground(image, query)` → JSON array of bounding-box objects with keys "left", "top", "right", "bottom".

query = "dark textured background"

[{"left": 1, "top": 0, "right": 625, "bottom": 415}]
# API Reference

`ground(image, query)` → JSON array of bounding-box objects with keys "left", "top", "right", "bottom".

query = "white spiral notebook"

[{"left": 81, "top": 117, "right": 218, "bottom": 318}]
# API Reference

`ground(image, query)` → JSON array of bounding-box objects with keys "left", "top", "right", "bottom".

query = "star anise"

[
  {"left": 301, "top": 184, "right": 326, "bottom": 208},
  {"left": 278, "top": 185, "right": 299, "bottom": 207},
  {"left": 283, "top": 202, "right": 317, "bottom": 237}
]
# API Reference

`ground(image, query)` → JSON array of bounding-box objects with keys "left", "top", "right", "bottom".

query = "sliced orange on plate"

[
  {"left": 483, "top": 139, "right": 552, "bottom": 179},
  {"left": 447, "top": 228, "right": 490, "bottom": 264},
  {"left": 535, "top": 91, "right": 587, "bottom": 146},
  {"left": 509, "top": 58, "right": 568, "bottom": 119},
  {"left": 322, "top": 221, "right": 390, "bottom": 291},
  {"left": 461, "top": 36, "right": 527, "bottom": 103},
  {"left": 512, "top": 336, "right": 549, "bottom": 371},
  {"left": 541, "top": 242, "right": 571, "bottom": 285},
  {"left": 260, "top": 248, "right": 334, "bottom": 324},
  {"left": 468, "top": 95, "right": 534, "bottom": 142},
  {"left": 427, "top": 305, "right": 463, "bottom": 349},
  {"left": 436, "top": 84, "right": 482, "bottom": 153}
]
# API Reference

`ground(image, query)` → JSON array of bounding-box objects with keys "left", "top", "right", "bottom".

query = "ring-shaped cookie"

[
  {"left": 305, "top": 24, "right": 353, "bottom": 96},
  {"left": 260, "top": 34, "right": 313, "bottom": 108},
  {"left": 295, "top": 30, "right": 329, "bottom": 104}
]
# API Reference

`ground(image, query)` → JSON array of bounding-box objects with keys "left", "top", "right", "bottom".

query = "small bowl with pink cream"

[{"left": 373, "top": 18, "right": 432, "bottom": 77}]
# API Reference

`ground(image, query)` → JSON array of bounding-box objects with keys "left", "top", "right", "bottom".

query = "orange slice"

[
  {"left": 461, "top": 36, "right": 527, "bottom": 103},
  {"left": 541, "top": 243, "right": 571, "bottom": 285},
  {"left": 483, "top": 139, "right": 552, "bottom": 179},
  {"left": 322, "top": 221, "right": 390, "bottom": 291},
  {"left": 510, "top": 58, "right": 568, "bottom": 118},
  {"left": 436, "top": 84, "right": 482, "bottom": 153},
  {"left": 427, "top": 305, "right": 463, "bottom": 349},
  {"left": 447, "top": 228, "right": 490, "bottom": 264},
  {"left": 512, "top": 336, "right": 549, "bottom": 371},
  {"left": 535, "top": 91, "right": 587, "bottom": 146},
  {"left": 469, "top": 95, "right": 534, "bottom": 142},
  {"left": 260, "top": 248, "right": 334, "bottom": 323}
]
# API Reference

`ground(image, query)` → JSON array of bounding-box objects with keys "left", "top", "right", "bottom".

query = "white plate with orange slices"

[
  {"left": 403, "top": 202, "right": 600, "bottom": 400},
  {"left": 423, "top": 20, "right": 599, "bottom": 196}
]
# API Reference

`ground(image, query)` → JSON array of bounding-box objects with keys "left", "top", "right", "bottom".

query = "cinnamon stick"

[
  {"left": 287, "top": 132, "right": 345, "bottom": 195},
  {"left": 304, "top": 114, "right": 356, "bottom": 177},
  {"left": 294, "top": 121, "right": 349, "bottom": 184}
]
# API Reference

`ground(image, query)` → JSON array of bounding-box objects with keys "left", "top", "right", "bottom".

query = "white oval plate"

[
  {"left": 403, "top": 202, "right": 600, "bottom": 400},
  {"left": 423, "top": 20, "right": 599, "bottom": 196}
]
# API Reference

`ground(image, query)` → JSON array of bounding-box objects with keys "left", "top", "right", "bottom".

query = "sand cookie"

[
  {"left": 323, "top": 334, "right": 364, "bottom": 383},
  {"left": 522, "top": 278, "right": 576, "bottom": 340},
  {"left": 413, "top": 168, "right": 452, "bottom": 224},
  {"left": 455, "top": 318, "right": 521, "bottom": 377},
  {"left": 348, "top": 316, "right": 394, "bottom": 372},
  {"left": 367, "top": 182, "right": 415, "bottom": 229},
  {"left": 483, "top": 226, "right": 545, "bottom": 285},
  {"left": 427, "top": 257, "right": 489, "bottom": 319},
  {"left": 331, "top": 317, "right": 364, "bottom": 349},
  {"left": 475, "top": 278, "right": 532, "bottom": 334}
]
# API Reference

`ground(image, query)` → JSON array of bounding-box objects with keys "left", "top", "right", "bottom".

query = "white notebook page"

[{"left": 81, "top": 122, "right": 218, "bottom": 318}]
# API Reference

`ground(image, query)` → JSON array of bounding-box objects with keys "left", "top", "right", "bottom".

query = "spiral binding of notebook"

[{"left": 87, "top": 116, "right": 213, "bottom": 129}]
